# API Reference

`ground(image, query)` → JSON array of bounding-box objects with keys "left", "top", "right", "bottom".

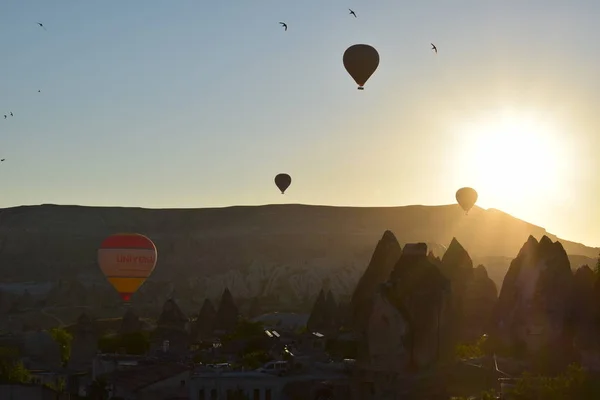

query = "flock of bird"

[
  {"left": 279, "top": 8, "right": 438, "bottom": 52},
  {"left": 1, "top": 22, "right": 47, "bottom": 163},
  {"left": 2, "top": 9, "right": 441, "bottom": 178}
]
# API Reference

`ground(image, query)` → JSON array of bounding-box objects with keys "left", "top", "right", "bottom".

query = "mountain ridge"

[
  {"left": 0, "top": 203, "right": 596, "bottom": 288},
  {"left": 0, "top": 203, "right": 596, "bottom": 250}
]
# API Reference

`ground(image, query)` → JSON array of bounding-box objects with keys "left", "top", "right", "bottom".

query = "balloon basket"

[{"left": 357, "top": 86, "right": 364, "bottom": 90}]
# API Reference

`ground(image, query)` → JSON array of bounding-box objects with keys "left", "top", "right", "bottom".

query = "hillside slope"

[{"left": 0, "top": 203, "right": 596, "bottom": 286}]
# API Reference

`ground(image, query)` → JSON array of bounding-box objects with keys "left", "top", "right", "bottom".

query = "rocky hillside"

[{"left": 0, "top": 204, "right": 596, "bottom": 312}]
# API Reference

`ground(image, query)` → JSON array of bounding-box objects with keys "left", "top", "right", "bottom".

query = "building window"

[
  {"left": 265, "top": 388, "right": 272, "bottom": 400},
  {"left": 253, "top": 388, "right": 260, "bottom": 400},
  {"left": 198, "top": 389, "right": 205, "bottom": 400}
]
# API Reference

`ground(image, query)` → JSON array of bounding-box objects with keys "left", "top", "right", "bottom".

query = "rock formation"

[
  {"left": 351, "top": 230, "right": 402, "bottom": 333},
  {"left": 192, "top": 298, "right": 217, "bottom": 341},
  {"left": 151, "top": 298, "right": 189, "bottom": 357},
  {"left": 306, "top": 289, "right": 340, "bottom": 334},
  {"left": 119, "top": 308, "right": 142, "bottom": 334},
  {"left": 494, "top": 235, "right": 574, "bottom": 360},
  {"left": 156, "top": 298, "right": 188, "bottom": 330},
  {"left": 359, "top": 241, "right": 454, "bottom": 374},
  {"left": 306, "top": 289, "right": 326, "bottom": 333},
  {"left": 439, "top": 238, "right": 474, "bottom": 342},
  {"left": 0, "top": 204, "right": 596, "bottom": 307},
  {"left": 365, "top": 288, "right": 410, "bottom": 372},
  {"left": 571, "top": 266, "right": 598, "bottom": 353},
  {"left": 386, "top": 243, "right": 452, "bottom": 370},
  {"left": 68, "top": 313, "right": 99, "bottom": 371},
  {"left": 462, "top": 265, "right": 498, "bottom": 339},
  {"left": 324, "top": 290, "right": 338, "bottom": 330},
  {"left": 213, "top": 288, "right": 239, "bottom": 333}
]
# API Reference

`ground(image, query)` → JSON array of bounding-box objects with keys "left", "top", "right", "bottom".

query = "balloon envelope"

[
  {"left": 456, "top": 187, "right": 478, "bottom": 214},
  {"left": 343, "top": 44, "right": 380, "bottom": 90},
  {"left": 98, "top": 233, "right": 157, "bottom": 302},
  {"left": 275, "top": 173, "right": 292, "bottom": 194}
]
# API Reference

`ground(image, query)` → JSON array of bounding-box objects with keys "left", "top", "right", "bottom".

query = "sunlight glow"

[{"left": 455, "top": 109, "right": 571, "bottom": 213}]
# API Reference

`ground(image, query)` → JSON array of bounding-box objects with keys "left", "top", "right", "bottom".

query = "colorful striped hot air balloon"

[{"left": 98, "top": 233, "right": 157, "bottom": 302}]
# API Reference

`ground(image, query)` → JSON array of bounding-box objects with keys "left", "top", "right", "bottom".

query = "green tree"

[
  {"left": 455, "top": 334, "right": 488, "bottom": 360},
  {"left": 508, "top": 363, "right": 600, "bottom": 400},
  {"left": 232, "top": 319, "right": 265, "bottom": 340},
  {"left": 595, "top": 251, "right": 600, "bottom": 275},
  {"left": 98, "top": 334, "right": 121, "bottom": 353},
  {"left": 45, "top": 377, "right": 66, "bottom": 393},
  {"left": 50, "top": 327, "right": 73, "bottom": 365},
  {"left": 98, "top": 331, "right": 150, "bottom": 355},
  {"left": 0, "top": 347, "right": 31, "bottom": 384},
  {"left": 120, "top": 332, "right": 150, "bottom": 355}
]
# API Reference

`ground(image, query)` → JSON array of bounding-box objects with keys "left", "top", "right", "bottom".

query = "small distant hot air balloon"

[
  {"left": 456, "top": 187, "right": 478, "bottom": 215},
  {"left": 275, "top": 173, "right": 292, "bottom": 194},
  {"left": 343, "top": 44, "right": 380, "bottom": 90},
  {"left": 98, "top": 233, "right": 157, "bottom": 302}
]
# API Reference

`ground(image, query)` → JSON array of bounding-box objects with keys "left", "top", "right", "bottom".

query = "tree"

[
  {"left": 98, "top": 331, "right": 150, "bottom": 355},
  {"left": 595, "top": 252, "right": 600, "bottom": 275},
  {"left": 120, "top": 332, "right": 150, "bottom": 355},
  {"left": 507, "top": 363, "right": 600, "bottom": 400},
  {"left": 232, "top": 319, "right": 265, "bottom": 340},
  {"left": 0, "top": 347, "right": 31, "bottom": 384},
  {"left": 50, "top": 327, "right": 73, "bottom": 365},
  {"left": 455, "top": 334, "right": 488, "bottom": 360},
  {"left": 45, "top": 377, "right": 66, "bottom": 393}
]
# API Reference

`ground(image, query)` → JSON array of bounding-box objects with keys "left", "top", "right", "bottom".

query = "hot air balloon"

[
  {"left": 343, "top": 44, "right": 380, "bottom": 90},
  {"left": 275, "top": 173, "right": 292, "bottom": 194},
  {"left": 456, "top": 187, "right": 478, "bottom": 214},
  {"left": 98, "top": 233, "right": 157, "bottom": 302}
]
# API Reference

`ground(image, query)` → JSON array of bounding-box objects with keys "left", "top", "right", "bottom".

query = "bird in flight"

[
  {"left": 38, "top": 90, "right": 41, "bottom": 93},
  {"left": 279, "top": 22, "right": 287, "bottom": 31},
  {"left": 431, "top": 43, "right": 438, "bottom": 54},
  {"left": 37, "top": 22, "right": 47, "bottom": 31},
  {"left": 9, "top": 112, "right": 13, "bottom": 117},
  {"left": 0, "top": 159, "right": 5, "bottom": 162},
  {"left": 349, "top": 9, "right": 357, "bottom": 18}
]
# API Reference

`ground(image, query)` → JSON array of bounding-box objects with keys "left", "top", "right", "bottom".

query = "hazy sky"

[{"left": 0, "top": 1, "right": 598, "bottom": 247}]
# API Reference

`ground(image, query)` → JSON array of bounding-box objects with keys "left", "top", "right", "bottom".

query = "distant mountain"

[{"left": 0, "top": 204, "right": 596, "bottom": 306}]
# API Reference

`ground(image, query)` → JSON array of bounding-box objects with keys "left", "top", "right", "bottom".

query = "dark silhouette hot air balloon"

[
  {"left": 343, "top": 44, "right": 380, "bottom": 90},
  {"left": 275, "top": 173, "right": 291, "bottom": 194},
  {"left": 98, "top": 233, "right": 157, "bottom": 302},
  {"left": 456, "top": 187, "right": 478, "bottom": 215}
]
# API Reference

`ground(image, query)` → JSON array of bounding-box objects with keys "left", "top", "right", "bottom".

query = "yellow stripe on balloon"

[{"left": 106, "top": 277, "right": 147, "bottom": 294}]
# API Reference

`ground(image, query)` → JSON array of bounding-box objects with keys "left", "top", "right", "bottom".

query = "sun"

[{"left": 454, "top": 109, "right": 571, "bottom": 212}]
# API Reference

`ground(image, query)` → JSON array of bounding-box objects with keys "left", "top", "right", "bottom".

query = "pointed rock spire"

[
  {"left": 307, "top": 289, "right": 327, "bottom": 333},
  {"left": 193, "top": 298, "right": 217, "bottom": 340},
  {"left": 351, "top": 230, "right": 402, "bottom": 332},
  {"left": 494, "top": 235, "right": 574, "bottom": 358},
  {"left": 214, "top": 288, "right": 239, "bottom": 332},
  {"left": 157, "top": 298, "right": 187, "bottom": 331}
]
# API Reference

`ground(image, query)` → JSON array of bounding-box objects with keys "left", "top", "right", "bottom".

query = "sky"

[{"left": 0, "top": 0, "right": 599, "bottom": 247}]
